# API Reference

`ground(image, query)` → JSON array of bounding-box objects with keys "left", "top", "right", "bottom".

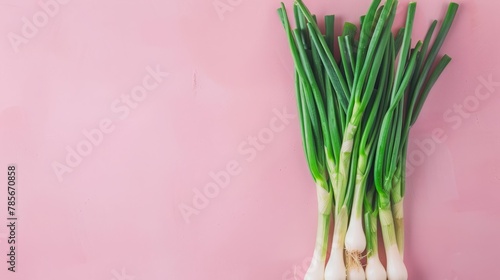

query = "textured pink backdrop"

[{"left": 0, "top": 0, "right": 499, "bottom": 279}]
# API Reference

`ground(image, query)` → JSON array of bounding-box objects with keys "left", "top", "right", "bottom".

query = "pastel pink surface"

[{"left": 0, "top": 0, "right": 498, "bottom": 279}]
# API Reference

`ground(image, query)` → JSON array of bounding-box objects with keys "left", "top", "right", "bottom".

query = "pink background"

[{"left": 0, "top": 0, "right": 499, "bottom": 279}]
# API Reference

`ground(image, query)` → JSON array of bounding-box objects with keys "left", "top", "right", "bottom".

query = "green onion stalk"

[
  {"left": 280, "top": 1, "right": 355, "bottom": 279},
  {"left": 391, "top": 3, "right": 459, "bottom": 257},
  {"left": 374, "top": 14, "right": 421, "bottom": 279},
  {"left": 278, "top": 4, "right": 347, "bottom": 280},
  {"left": 302, "top": 0, "right": 404, "bottom": 278},
  {"left": 344, "top": 17, "right": 395, "bottom": 278},
  {"left": 374, "top": 3, "right": 459, "bottom": 279}
]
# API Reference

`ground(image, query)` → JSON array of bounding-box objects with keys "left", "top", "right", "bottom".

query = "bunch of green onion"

[{"left": 277, "top": 0, "right": 458, "bottom": 279}]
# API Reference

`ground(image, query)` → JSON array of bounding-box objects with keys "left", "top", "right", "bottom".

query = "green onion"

[{"left": 277, "top": 1, "right": 459, "bottom": 279}]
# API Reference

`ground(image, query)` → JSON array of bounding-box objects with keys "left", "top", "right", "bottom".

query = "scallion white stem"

[
  {"left": 345, "top": 154, "right": 369, "bottom": 280},
  {"left": 305, "top": 185, "right": 332, "bottom": 280},
  {"left": 379, "top": 206, "right": 407, "bottom": 280},
  {"left": 364, "top": 208, "right": 386, "bottom": 280},
  {"left": 391, "top": 166, "right": 405, "bottom": 256},
  {"left": 325, "top": 206, "right": 349, "bottom": 280}
]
